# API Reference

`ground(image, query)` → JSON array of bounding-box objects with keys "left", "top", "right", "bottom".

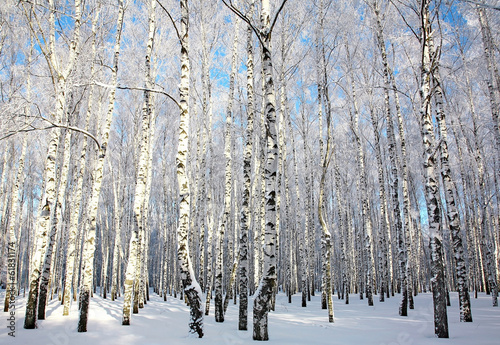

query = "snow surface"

[{"left": 1, "top": 289, "right": 499, "bottom": 344}]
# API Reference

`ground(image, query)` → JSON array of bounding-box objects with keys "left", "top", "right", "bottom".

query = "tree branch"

[
  {"left": 84, "top": 81, "right": 181, "bottom": 109},
  {"left": 0, "top": 119, "right": 101, "bottom": 149},
  {"left": 270, "top": 0, "right": 289, "bottom": 35},
  {"left": 156, "top": 0, "right": 181, "bottom": 42},
  {"left": 221, "top": 0, "right": 264, "bottom": 47},
  {"left": 39, "top": 115, "right": 101, "bottom": 149}
]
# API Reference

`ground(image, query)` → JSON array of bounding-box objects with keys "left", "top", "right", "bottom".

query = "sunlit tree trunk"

[
  {"left": 318, "top": 63, "right": 334, "bottom": 322},
  {"left": 419, "top": 0, "right": 448, "bottom": 337},
  {"left": 78, "top": 0, "right": 124, "bottom": 332},
  {"left": 176, "top": 0, "right": 204, "bottom": 337},
  {"left": 24, "top": 0, "right": 82, "bottom": 328},
  {"left": 3, "top": 133, "right": 28, "bottom": 313},
  {"left": 215, "top": 16, "right": 238, "bottom": 323},
  {"left": 432, "top": 73, "right": 473, "bottom": 321},
  {"left": 3, "top": 43, "right": 31, "bottom": 311},
  {"left": 345, "top": 42, "right": 375, "bottom": 306},
  {"left": 239, "top": 0, "right": 255, "bottom": 329},
  {"left": 38, "top": 130, "right": 71, "bottom": 320},
  {"left": 252, "top": 0, "right": 282, "bottom": 339}
]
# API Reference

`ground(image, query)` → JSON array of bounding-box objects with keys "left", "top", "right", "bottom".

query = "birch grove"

[{"left": 0, "top": 0, "right": 499, "bottom": 341}]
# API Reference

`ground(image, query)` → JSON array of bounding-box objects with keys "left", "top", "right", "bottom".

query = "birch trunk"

[
  {"left": 199, "top": 12, "right": 213, "bottom": 295},
  {"left": 124, "top": 0, "right": 156, "bottom": 322},
  {"left": 369, "top": 101, "right": 389, "bottom": 302},
  {"left": 110, "top": 173, "right": 122, "bottom": 301},
  {"left": 301, "top": 113, "right": 312, "bottom": 302},
  {"left": 420, "top": 0, "right": 448, "bottom": 337},
  {"left": 288, "top": 106, "right": 307, "bottom": 308},
  {"left": 253, "top": 0, "right": 280, "bottom": 340},
  {"left": 62, "top": 60, "right": 96, "bottom": 313},
  {"left": 3, "top": 47, "right": 31, "bottom": 311},
  {"left": 215, "top": 16, "right": 238, "bottom": 323},
  {"left": 3, "top": 134, "right": 28, "bottom": 313},
  {"left": 318, "top": 76, "right": 334, "bottom": 323},
  {"left": 432, "top": 62, "right": 473, "bottom": 321},
  {"left": 78, "top": 0, "right": 124, "bottom": 332},
  {"left": 345, "top": 43, "right": 375, "bottom": 306},
  {"left": 38, "top": 130, "right": 72, "bottom": 320},
  {"left": 239, "top": 1, "right": 254, "bottom": 329},
  {"left": 24, "top": 0, "right": 82, "bottom": 328},
  {"left": 176, "top": 0, "right": 204, "bottom": 337},
  {"left": 204, "top": 187, "right": 215, "bottom": 316}
]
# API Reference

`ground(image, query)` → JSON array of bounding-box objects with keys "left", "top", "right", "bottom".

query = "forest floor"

[{"left": 1, "top": 287, "right": 499, "bottom": 345}]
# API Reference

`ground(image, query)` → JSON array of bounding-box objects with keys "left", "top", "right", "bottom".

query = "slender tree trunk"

[
  {"left": 38, "top": 130, "right": 71, "bottom": 320},
  {"left": 176, "top": 0, "right": 203, "bottom": 337},
  {"left": 78, "top": 0, "right": 124, "bottom": 332},
  {"left": 3, "top": 133, "right": 28, "bottom": 313},
  {"left": 239, "top": 1, "right": 254, "bottom": 329},
  {"left": 432, "top": 64, "right": 473, "bottom": 321},
  {"left": 215, "top": 17, "right": 238, "bottom": 323},
  {"left": 318, "top": 66, "right": 334, "bottom": 322},
  {"left": 287, "top": 106, "right": 307, "bottom": 308},
  {"left": 24, "top": 0, "right": 82, "bottom": 328}
]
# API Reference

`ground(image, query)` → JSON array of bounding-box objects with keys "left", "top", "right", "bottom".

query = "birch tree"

[
  {"left": 239, "top": 0, "right": 255, "bottom": 330},
  {"left": 215, "top": 14, "right": 239, "bottom": 323},
  {"left": 23, "top": 0, "right": 82, "bottom": 328},
  {"left": 78, "top": 0, "right": 125, "bottom": 332},
  {"left": 175, "top": 0, "right": 204, "bottom": 337},
  {"left": 222, "top": 0, "right": 288, "bottom": 339},
  {"left": 419, "top": 0, "right": 448, "bottom": 337},
  {"left": 122, "top": 0, "right": 156, "bottom": 325}
]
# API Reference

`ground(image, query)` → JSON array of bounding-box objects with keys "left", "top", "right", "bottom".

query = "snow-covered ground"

[{"left": 1, "top": 289, "right": 499, "bottom": 344}]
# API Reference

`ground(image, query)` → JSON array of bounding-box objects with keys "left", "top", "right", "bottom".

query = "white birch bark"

[
  {"left": 78, "top": 0, "right": 124, "bottom": 332},
  {"left": 318, "top": 78, "right": 334, "bottom": 322},
  {"left": 110, "top": 172, "right": 122, "bottom": 301},
  {"left": 3, "top": 134, "right": 28, "bottom": 313},
  {"left": 198, "top": 13, "right": 213, "bottom": 294},
  {"left": 123, "top": 0, "right": 156, "bottom": 321},
  {"left": 432, "top": 69, "right": 473, "bottom": 321},
  {"left": 239, "top": 3, "right": 254, "bottom": 327},
  {"left": 204, "top": 186, "right": 215, "bottom": 316},
  {"left": 3, "top": 45, "right": 31, "bottom": 311},
  {"left": 301, "top": 112, "right": 312, "bottom": 302},
  {"left": 419, "top": 0, "right": 448, "bottom": 337},
  {"left": 24, "top": 0, "right": 82, "bottom": 328},
  {"left": 287, "top": 105, "right": 307, "bottom": 308},
  {"left": 252, "top": 0, "right": 281, "bottom": 339},
  {"left": 345, "top": 42, "right": 375, "bottom": 306},
  {"left": 62, "top": 38, "right": 97, "bottom": 311},
  {"left": 38, "top": 129, "right": 72, "bottom": 320},
  {"left": 177, "top": 0, "right": 204, "bottom": 336},
  {"left": 215, "top": 17, "right": 238, "bottom": 323}
]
